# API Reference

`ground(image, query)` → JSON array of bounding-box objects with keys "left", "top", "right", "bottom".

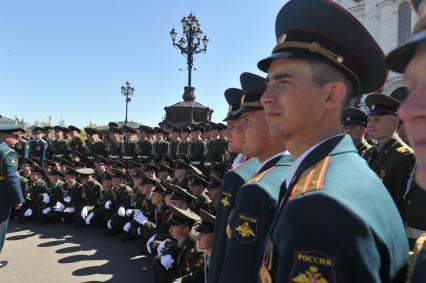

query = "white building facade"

[{"left": 334, "top": 0, "right": 417, "bottom": 106}]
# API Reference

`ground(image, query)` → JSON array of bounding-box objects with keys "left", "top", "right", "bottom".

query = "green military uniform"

[
  {"left": 51, "top": 126, "right": 69, "bottom": 159},
  {"left": 68, "top": 125, "right": 85, "bottom": 154},
  {"left": 0, "top": 126, "right": 24, "bottom": 256},
  {"left": 22, "top": 165, "right": 47, "bottom": 222},
  {"left": 256, "top": 1, "right": 408, "bottom": 282},
  {"left": 218, "top": 72, "right": 294, "bottom": 282},
  {"left": 152, "top": 206, "right": 203, "bottom": 283},
  {"left": 341, "top": 107, "right": 371, "bottom": 156},
  {"left": 363, "top": 94, "right": 416, "bottom": 217},
  {"left": 74, "top": 169, "right": 103, "bottom": 226},
  {"left": 84, "top": 128, "right": 105, "bottom": 163},
  {"left": 13, "top": 138, "right": 29, "bottom": 166},
  {"left": 208, "top": 86, "right": 260, "bottom": 283},
  {"left": 29, "top": 127, "right": 48, "bottom": 167},
  {"left": 122, "top": 126, "right": 137, "bottom": 160}
]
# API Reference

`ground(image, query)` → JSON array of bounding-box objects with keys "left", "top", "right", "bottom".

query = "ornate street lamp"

[
  {"left": 121, "top": 81, "right": 134, "bottom": 125},
  {"left": 170, "top": 13, "right": 209, "bottom": 105}
]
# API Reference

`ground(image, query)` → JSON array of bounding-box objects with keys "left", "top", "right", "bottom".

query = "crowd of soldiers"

[{"left": 3, "top": 0, "right": 426, "bottom": 282}]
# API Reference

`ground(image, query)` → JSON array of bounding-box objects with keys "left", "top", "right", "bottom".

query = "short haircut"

[{"left": 308, "top": 58, "right": 354, "bottom": 106}]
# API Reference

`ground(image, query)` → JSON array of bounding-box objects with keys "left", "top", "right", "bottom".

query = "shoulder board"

[
  {"left": 289, "top": 156, "right": 331, "bottom": 200},
  {"left": 227, "top": 157, "right": 253, "bottom": 173},
  {"left": 396, "top": 145, "right": 410, "bottom": 154},
  {"left": 244, "top": 166, "right": 275, "bottom": 185}
]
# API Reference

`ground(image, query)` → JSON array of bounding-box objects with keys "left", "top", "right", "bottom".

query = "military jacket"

[
  {"left": 356, "top": 138, "right": 371, "bottom": 156},
  {"left": 68, "top": 137, "right": 84, "bottom": 153},
  {"left": 187, "top": 139, "right": 206, "bottom": 163},
  {"left": 28, "top": 178, "right": 47, "bottom": 201},
  {"left": 85, "top": 140, "right": 105, "bottom": 160},
  {"left": 204, "top": 139, "right": 228, "bottom": 165},
  {"left": 0, "top": 142, "right": 24, "bottom": 206},
  {"left": 48, "top": 180, "right": 65, "bottom": 204},
  {"left": 29, "top": 139, "right": 47, "bottom": 166},
  {"left": 363, "top": 136, "right": 415, "bottom": 217},
  {"left": 258, "top": 135, "right": 408, "bottom": 283},
  {"left": 168, "top": 140, "right": 180, "bottom": 159},
  {"left": 115, "top": 185, "right": 133, "bottom": 209},
  {"left": 13, "top": 138, "right": 29, "bottom": 165},
  {"left": 154, "top": 140, "right": 169, "bottom": 158},
  {"left": 178, "top": 140, "right": 190, "bottom": 157},
  {"left": 207, "top": 157, "right": 260, "bottom": 283},
  {"left": 51, "top": 138, "right": 69, "bottom": 158},
  {"left": 136, "top": 139, "right": 153, "bottom": 159},
  {"left": 64, "top": 182, "right": 84, "bottom": 208},
  {"left": 219, "top": 154, "right": 293, "bottom": 283},
  {"left": 106, "top": 139, "right": 123, "bottom": 158},
  {"left": 122, "top": 140, "right": 137, "bottom": 160},
  {"left": 142, "top": 202, "right": 171, "bottom": 236},
  {"left": 82, "top": 179, "right": 103, "bottom": 207}
]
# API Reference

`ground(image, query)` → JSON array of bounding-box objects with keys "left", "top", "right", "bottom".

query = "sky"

[{"left": 1, "top": 0, "right": 286, "bottom": 128}]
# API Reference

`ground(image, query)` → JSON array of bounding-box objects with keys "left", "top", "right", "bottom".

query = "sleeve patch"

[
  {"left": 290, "top": 250, "right": 336, "bottom": 283},
  {"left": 233, "top": 213, "right": 258, "bottom": 243}
]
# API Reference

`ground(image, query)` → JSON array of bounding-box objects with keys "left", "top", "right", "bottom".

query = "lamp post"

[
  {"left": 170, "top": 13, "right": 209, "bottom": 122},
  {"left": 121, "top": 81, "right": 134, "bottom": 125}
]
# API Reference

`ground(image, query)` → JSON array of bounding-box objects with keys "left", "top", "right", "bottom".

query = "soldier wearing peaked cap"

[
  {"left": 84, "top": 128, "right": 105, "bottom": 164},
  {"left": 104, "top": 168, "right": 133, "bottom": 236},
  {"left": 152, "top": 205, "right": 203, "bottom": 283},
  {"left": 187, "top": 125, "right": 206, "bottom": 171},
  {"left": 341, "top": 107, "right": 371, "bottom": 155},
  {"left": 121, "top": 126, "right": 138, "bottom": 161},
  {"left": 0, "top": 126, "right": 24, "bottom": 260},
  {"left": 218, "top": 72, "right": 293, "bottom": 283},
  {"left": 256, "top": 1, "right": 408, "bottom": 282},
  {"left": 51, "top": 126, "right": 69, "bottom": 160},
  {"left": 169, "top": 127, "right": 181, "bottom": 160},
  {"left": 362, "top": 93, "right": 415, "bottom": 218},
  {"left": 208, "top": 87, "right": 260, "bottom": 283},
  {"left": 105, "top": 127, "right": 123, "bottom": 160},
  {"left": 39, "top": 168, "right": 66, "bottom": 224},
  {"left": 153, "top": 127, "right": 170, "bottom": 159},
  {"left": 29, "top": 127, "right": 48, "bottom": 167},
  {"left": 187, "top": 173, "right": 210, "bottom": 215},
  {"left": 68, "top": 125, "right": 85, "bottom": 154},
  {"left": 21, "top": 164, "right": 48, "bottom": 223},
  {"left": 13, "top": 131, "right": 29, "bottom": 166},
  {"left": 204, "top": 123, "right": 229, "bottom": 175},
  {"left": 136, "top": 126, "right": 154, "bottom": 160},
  {"left": 175, "top": 209, "right": 216, "bottom": 283},
  {"left": 386, "top": 2, "right": 426, "bottom": 282},
  {"left": 178, "top": 127, "right": 191, "bottom": 158}
]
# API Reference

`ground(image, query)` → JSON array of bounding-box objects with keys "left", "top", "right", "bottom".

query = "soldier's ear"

[{"left": 323, "top": 82, "right": 346, "bottom": 110}]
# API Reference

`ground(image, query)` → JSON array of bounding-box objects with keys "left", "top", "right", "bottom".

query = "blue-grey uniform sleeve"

[
  {"left": 219, "top": 185, "right": 277, "bottom": 283},
  {"left": 4, "top": 150, "right": 24, "bottom": 205}
]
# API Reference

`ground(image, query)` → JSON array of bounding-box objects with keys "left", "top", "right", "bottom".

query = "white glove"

[
  {"left": 160, "top": 254, "right": 174, "bottom": 270},
  {"left": 42, "top": 193, "right": 50, "bottom": 204},
  {"left": 53, "top": 201, "right": 65, "bottom": 211},
  {"left": 64, "top": 207, "right": 75, "bottom": 213},
  {"left": 85, "top": 212, "right": 95, "bottom": 225},
  {"left": 125, "top": 209, "right": 133, "bottom": 216},
  {"left": 133, "top": 211, "right": 147, "bottom": 225},
  {"left": 123, "top": 221, "right": 132, "bottom": 232},
  {"left": 107, "top": 219, "right": 112, "bottom": 229},
  {"left": 157, "top": 239, "right": 171, "bottom": 255},
  {"left": 42, "top": 207, "right": 51, "bottom": 215},
  {"left": 24, "top": 208, "right": 32, "bottom": 217},
  {"left": 146, "top": 234, "right": 156, "bottom": 254},
  {"left": 104, "top": 200, "right": 112, "bottom": 209},
  {"left": 63, "top": 196, "right": 71, "bottom": 203},
  {"left": 80, "top": 206, "right": 89, "bottom": 220},
  {"left": 117, "top": 207, "right": 126, "bottom": 217}
]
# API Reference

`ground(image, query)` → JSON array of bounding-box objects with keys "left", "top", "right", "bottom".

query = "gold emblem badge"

[
  {"left": 292, "top": 265, "right": 329, "bottom": 283},
  {"left": 221, "top": 195, "right": 230, "bottom": 207},
  {"left": 235, "top": 222, "right": 256, "bottom": 238}
]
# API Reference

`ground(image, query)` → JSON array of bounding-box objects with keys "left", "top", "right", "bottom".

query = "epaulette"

[
  {"left": 227, "top": 157, "right": 253, "bottom": 173},
  {"left": 289, "top": 156, "right": 331, "bottom": 200},
  {"left": 243, "top": 166, "right": 275, "bottom": 186},
  {"left": 396, "top": 145, "right": 410, "bottom": 154},
  {"left": 407, "top": 234, "right": 426, "bottom": 282}
]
